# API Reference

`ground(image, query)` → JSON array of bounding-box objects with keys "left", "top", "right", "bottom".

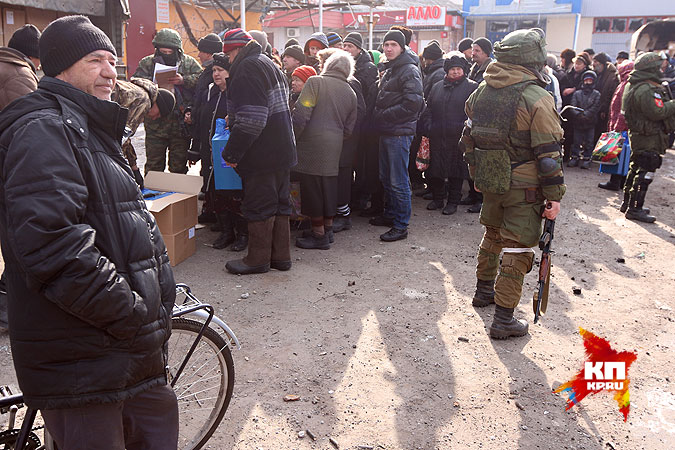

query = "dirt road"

[{"left": 1, "top": 146, "right": 673, "bottom": 450}]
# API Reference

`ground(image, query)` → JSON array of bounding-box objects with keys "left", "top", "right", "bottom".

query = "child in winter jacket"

[{"left": 568, "top": 70, "right": 601, "bottom": 168}]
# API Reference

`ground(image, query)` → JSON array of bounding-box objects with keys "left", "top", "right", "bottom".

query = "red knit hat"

[
  {"left": 221, "top": 28, "right": 252, "bottom": 53},
  {"left": 292, "top": 65, "right": 317, "bottom": 83}
]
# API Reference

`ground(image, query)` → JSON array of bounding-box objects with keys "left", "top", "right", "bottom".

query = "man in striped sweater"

[{"left": 220, "top": 29, "right": 298, "bottom": 275}]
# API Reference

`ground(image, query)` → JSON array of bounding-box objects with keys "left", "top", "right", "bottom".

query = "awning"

[{"left": 0, "top": 0, "right": 106, "bottom": 16}]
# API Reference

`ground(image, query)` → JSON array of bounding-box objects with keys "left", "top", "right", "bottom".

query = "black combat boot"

[
  {"left": 620, "top": 190, "right": 649, "bottom": 214},
  {"left": 598, "top": 174, "right": 622, "bottom": 191},
  {"left": 490, "top": 305, "right": 529, "bottom": 340},
  {"left": 472, "top": 279, "right": 495, "bottom": 307},
  {"left": 212, "top": 214, "right": 235, "bottom": 249},
  {"left": 625, "top": 188, "right": 656, "bottom": 223},
  {"left": 230, "top": 215, "right": 249, "bottom": 251}
]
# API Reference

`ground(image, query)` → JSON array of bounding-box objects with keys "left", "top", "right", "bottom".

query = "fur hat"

[
  {"left": 389, "top": 26, "right": 412, "bottom": 45},
  {"left": 575, "top": 52, "right": 592, "bottom": 68},
  {"left": 321, "top": 49, "right": 354, "bottom": 79},
  {"left": 292, "top": 65, "right": 317, "bottom": 83},
  {"left": 444, "top": 52, "right": 470, "bottom": 74}
]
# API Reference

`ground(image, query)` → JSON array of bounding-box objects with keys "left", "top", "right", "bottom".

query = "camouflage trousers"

[
  {"left": 476, "top": 189, "right": 542, "bottom": 308},
  {"left": 144, "top": 120, "right": 190, "bottom": 175}
]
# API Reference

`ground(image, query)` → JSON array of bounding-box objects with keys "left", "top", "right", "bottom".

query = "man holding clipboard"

[{"left": 134, "top": 28, "right": 202, "bottom": 174}]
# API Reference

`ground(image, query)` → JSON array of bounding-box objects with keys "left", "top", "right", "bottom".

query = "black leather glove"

[{"left": 132, "top": 168, "right": 144, "bottom": 190}]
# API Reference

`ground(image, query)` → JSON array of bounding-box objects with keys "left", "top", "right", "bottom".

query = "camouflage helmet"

[
  {"left": 634, "top": 51, "right": 665, "bottom": 73},
  {"left": 493, "top": 28, "right": 547, "bottom": 66},
  {"left": 152, "top": 28, "right": 183, "bottom": 50}
]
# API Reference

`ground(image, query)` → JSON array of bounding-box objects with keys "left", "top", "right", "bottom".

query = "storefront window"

[
  {"left": 595, "top": 18, "right": 611, "bottom": 33},
  {"left": 628, "top": 18, "right": 643, "bottom": 32},
  {"left": 489, "top": 21, "right": 509, "bottom": 32},
  {"left": 611, "top": 18, "right": 626, "bottom": 33}
]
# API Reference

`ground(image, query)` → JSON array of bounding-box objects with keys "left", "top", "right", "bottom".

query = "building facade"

[{"left": 463, "top": 0, "right": 674, "bottom": 58}]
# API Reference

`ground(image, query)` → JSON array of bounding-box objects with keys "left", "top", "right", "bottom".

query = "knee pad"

[{"left": 501, "top": 251, "right": 535, "bottom": 277}]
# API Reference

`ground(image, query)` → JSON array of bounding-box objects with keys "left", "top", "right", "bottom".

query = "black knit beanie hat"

[
  {"left": 198, "top": 33, "right": 223, "bottom": 54},
  {"left": 473, "top": 37, "right": 493, "bottom": 56},
  {"left": 344, "top": 32, "right": 363, "bottom": 50},
  {"left": 8, "top": 24, "right": 41, "bottom": 59},
  {"left": 285, "top": 38, "right": 300, "bottom": 49},
  {"left": 212, "top": 52, "right": 231, "bottom": 70},
  {"left": 422, "top": 40, "right": 443, "bottom": 60},
  {"left": 458, "top": 37, "right": 473, "bottom": 53},
  {"left": 593, "top": 52, "right": 610, "bottom": 65},
  {"left": 383, "top": 30, "right": 406, "bottom": 50},
  {"left": 155, "top": 88, "right": 176, "bottom": 118},
  {"left": 39, "top": 16, "right": 116, "bottom": 77}
]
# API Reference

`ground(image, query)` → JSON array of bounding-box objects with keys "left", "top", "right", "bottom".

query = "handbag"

[
  {"left": 591, "top": 131, "right": 625, "bottom": 165},
  {"left": 415, "top": 136, "right": 430, "bottom": 171}
]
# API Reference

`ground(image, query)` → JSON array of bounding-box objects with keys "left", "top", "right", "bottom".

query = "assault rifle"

[{"left": 533, "top": 215, "right": 555, "bottom": 324}]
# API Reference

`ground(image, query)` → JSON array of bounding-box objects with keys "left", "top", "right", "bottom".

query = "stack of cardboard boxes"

[{"left": 144, "top": 172, "right": 202, "bottom": 266}]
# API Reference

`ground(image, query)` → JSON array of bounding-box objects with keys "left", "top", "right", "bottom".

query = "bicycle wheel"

[{"left": 168, "top": 318, "right": 234, "bottom": 450}]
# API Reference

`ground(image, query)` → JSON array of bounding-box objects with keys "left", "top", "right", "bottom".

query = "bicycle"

[{"left": 0, "top": 283, "right": 239, "bottom": 450}]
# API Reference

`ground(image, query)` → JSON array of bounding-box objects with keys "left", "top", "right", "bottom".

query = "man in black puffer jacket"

[
  {"left": 371, "top": 29, "right": 424, "bottom": 242},
  {"left": 0, "top": 16, "right": 177, "bottom": 449}
]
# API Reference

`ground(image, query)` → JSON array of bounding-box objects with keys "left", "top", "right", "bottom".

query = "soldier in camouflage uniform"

[
  {"left": 112, "top": 78, "right": 175, "bottom": 186},
  {"left": 133, "top": 28, "right": 202, "bottom": 174},
  {"left": 620, "top": 52, "right": 675, "bottom": 223},
  {"left": 463, "top": 29, "right": 565, "bottom": 340}
]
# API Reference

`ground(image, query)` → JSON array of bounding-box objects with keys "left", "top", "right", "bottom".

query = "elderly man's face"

[
  {"left": 57, "top": 50, "right": 117, "bottom": 100},
  {"left": 471, "top": 44, "right": 489, "bottom": 64}
]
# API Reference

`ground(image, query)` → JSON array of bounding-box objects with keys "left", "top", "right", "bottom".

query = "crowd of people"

[{"left": 0, "top": 14, "right": 674, "bottom": 449}]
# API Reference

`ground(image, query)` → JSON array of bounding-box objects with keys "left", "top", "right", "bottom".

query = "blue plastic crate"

[{"left": 211, "top": 119, "right": 242, "bottom": 190}]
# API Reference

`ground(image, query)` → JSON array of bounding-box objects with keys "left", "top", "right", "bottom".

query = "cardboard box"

[
  {"left": 162, "top": 226, "right": 197, "bottom": 267},
  {"left": 144, "top": 172, "right": 202, "bottom": 265}
]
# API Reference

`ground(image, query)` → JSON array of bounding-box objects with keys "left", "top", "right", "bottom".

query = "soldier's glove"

[{"left": 132, "top": 168, "right": 144, "bottom": 190}]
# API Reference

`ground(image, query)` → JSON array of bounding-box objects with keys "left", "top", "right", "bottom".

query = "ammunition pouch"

[{"left": 474, "top": 147, "right": 511, "bottom": 194}]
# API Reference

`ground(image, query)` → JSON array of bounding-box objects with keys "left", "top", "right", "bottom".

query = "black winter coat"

[
  {"left": 353, "top": 50, "right": 378, "bottom": 113},
  {"left": 571, "top": 87, "right": 602, "bottom": 129},
  {"left": 560, "top": 68, "right": 587, "bottom": 106},
  {"left": 374, "top": 50, "right": 424, "bottom": 136},
  {"left": 189, "top": 61, "right": 215, "bottom": 162},
  {"left": 421, "top": 76, "right": 478, "bottom": 179},
  {"left": 0, "top": 78, "right": 175, "bottom": 409},
  {"left": 223, "top": 40, "right": 297, "bottom": 175},
  {"left": 340, "top": 77, "right": 367, "bottom": 168},
  {"left": 423, "top": 58, "right": 445, "bottom": 99}
]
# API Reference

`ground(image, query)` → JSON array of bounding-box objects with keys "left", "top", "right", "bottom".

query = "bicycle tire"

[{"left": 168, "top": 318, "right": 234, "bottom": 450}]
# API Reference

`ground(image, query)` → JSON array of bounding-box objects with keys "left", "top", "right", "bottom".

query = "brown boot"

[
  {"left": 472, "top": 279, "right": 495, "bottom": 307},
  {"left": 225, "top": 217, "right": 274, "bottom": 274},
  {"left": 490, "top": 305, "right": 529, "bottom": 340},
  {"left": 270, "top": 215, "right": 292, "bottom": 271}
]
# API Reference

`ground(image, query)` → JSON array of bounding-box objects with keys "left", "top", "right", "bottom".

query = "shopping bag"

[
  {"left": 415, "top": 136, "right": 430, "bottom": 171},
  {"left": 591, "top": 131, "right": 624, "bottom": 165}
]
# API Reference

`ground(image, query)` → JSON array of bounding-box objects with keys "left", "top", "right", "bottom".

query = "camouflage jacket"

[
  {"left": 464, "top": 62, "right": 565, "bottom": 202},
  {"left": 133, "top": 53, "right": 202, "bottom": 107},
  {"left": 622, "top": 73, "right": 675, "bottom": 155}
]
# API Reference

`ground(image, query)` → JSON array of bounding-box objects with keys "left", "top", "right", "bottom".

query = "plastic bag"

[
  {"left": 415, "top": 136, "right": 430, "bottom": 171},
  {"left": 591, "top": 131, "right": 624, "bottom": 165}
]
